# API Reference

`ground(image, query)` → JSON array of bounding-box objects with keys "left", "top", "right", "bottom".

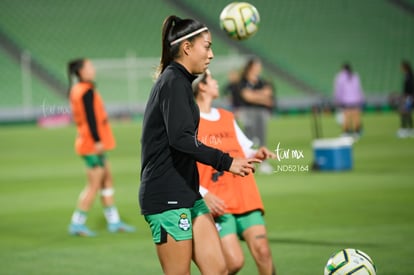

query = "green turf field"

[{"left": 0, "top": 112, "right": 413, "bottom": 274}]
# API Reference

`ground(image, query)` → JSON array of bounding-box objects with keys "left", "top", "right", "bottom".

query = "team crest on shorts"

[{"left": 178, "top": 213, "right": 191, "bottom": 231}]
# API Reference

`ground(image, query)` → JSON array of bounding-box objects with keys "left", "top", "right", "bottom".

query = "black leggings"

[{"left": 401, "top": 113, "right": 413, "bottom": 128}]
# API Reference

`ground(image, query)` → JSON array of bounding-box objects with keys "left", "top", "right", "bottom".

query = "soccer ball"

[
  {"left": 219, "top": 2, "right": 260, "bottom": 40},
  {"left": 324, "top": 248, "right": 376, "bottom": 275}
]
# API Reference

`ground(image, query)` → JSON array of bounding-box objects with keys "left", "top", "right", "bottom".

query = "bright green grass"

[{"left": 0, "top": 112, "right": 413, "bottom": 274}]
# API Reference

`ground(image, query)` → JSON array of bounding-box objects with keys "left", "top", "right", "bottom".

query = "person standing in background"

[
  {"left": 397, "top": 60, "right": 414, "bottom": 138},
  {"left": 334, "top": 63, "right": 365, "bottom": 139},
  {"left": 193, "top": 70, "right": 277, "bottom": 275},
  {"left": 67, "top": 58, "right": 135, "bottom": 236},
  {"left": 236, "top": 58, "right": 275, "bottom": 174},
  {"left": 223, "top": 70, "right": 242, "bottom": 112}
]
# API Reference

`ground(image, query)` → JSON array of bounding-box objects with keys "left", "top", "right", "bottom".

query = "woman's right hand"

[
  {"left": 229, "top": 158, "right": 262, "bottom": 177},
  {"left": 95, "top": 141, "right": 104, "bottom": 155},
  {"left": 204, "top": 192, "right": 226, "bottom": 217}
]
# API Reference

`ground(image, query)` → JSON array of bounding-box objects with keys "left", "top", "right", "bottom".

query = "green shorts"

[
  {"left": 144, "top": 199, "right": 210, "bottom": 244},
  {"left": 82, "top": 154, "right": 106, "bottom": 168},
  {"left": 215, "top": 210, "right": 264, "bottom": 239}
]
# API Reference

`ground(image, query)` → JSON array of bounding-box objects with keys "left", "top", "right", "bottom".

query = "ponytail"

[
  {"left": 67, "top": 58, "right": 85, "bottom": 96},
  {"left": 158, "top": 16, "right": 180, "bottom": 76},
  {"left": 157, "top": 15, "right": 208, "bottom": 76}
]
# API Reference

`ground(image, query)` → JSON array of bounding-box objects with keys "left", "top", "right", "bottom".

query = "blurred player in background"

[
  {"left": 223, "top": 69, "right": 242, "bottom": 112},
  {"left": 139, "top": 16, "right": 260, "bottom": 275},
  {"left": 193, "top": 70, "right": 277, "bottom": 275},
  {"left": 67, "top": 58, "right": 135, "bottom": 236},
  {"left": 236, "top": 58, "right": 275, "bottom": 174},
  {"left": 397, "top": 60, "right": 414, "bottom": 138},
  {"left": 334, "top": 63, "right": 365, "bottom": 139}
]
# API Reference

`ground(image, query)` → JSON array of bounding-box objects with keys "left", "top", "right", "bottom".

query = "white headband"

[{"left": 170, "top": 27, "right": 209, "bottom": 46}]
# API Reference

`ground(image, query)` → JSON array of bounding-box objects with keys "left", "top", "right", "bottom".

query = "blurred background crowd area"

[{"left": 0, "top": 0, "right": 413, "bottom": 122}]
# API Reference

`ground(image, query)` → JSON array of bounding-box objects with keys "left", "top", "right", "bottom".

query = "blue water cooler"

[{"left": 312, "top": 137, "right": 354, "bottom": 171}]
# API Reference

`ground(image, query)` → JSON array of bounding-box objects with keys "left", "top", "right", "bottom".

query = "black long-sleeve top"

[
  {"left": 139, "top": 62, "right": 233, "bottom": 215},
  {"left": 403, "top": 71, "right": 414, "bottom": 96},
  {"left": 82, "top": 89, "right": 100, "bottom": 142},
  {"left": 238, "top": 77, "right": 274, "bottom": 110}
]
